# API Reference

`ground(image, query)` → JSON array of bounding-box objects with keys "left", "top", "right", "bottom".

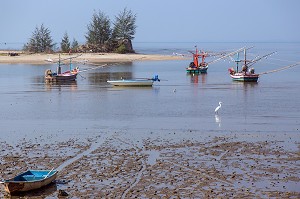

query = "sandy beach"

[{"left": 0, "top": 51, "right": 188, "bottom": 65}]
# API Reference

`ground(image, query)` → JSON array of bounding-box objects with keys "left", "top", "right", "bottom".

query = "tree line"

[{"left": 23, "top": 8, "right": 137, "bottom": 54}]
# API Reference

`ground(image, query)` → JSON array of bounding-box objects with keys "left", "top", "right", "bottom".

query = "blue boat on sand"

[{"left": 1, "top": 169, "right": 58, "bottom": 194}]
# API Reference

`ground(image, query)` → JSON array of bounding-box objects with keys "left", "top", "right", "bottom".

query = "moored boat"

[
  {"left": 107, "top": 75, "right": 160, "bottom": 86},
  {"left": 228, "top": 70, "right": 259, "bottom": 82},
  {"left": 44, "top": 54, "right": 80, "bottom": 82},
  {"left": 45, "top": 68, "right": 79, "bottom": 82},
  {"left": 1, "top": 169, "right": 58, "bottom": 194},
  {"left": 228, "top": 48, "right": 275, "bottom": 82},
  {"left": 186, "top": 47, "right": 209, "bottom": 74}
]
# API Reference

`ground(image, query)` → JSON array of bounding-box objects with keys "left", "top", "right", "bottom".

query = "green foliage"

[
  {"left": 71, "top": 38, "right": 79, "bottom": 52},
  {"left": 85, "top": 11, "right": 111, "bottom": 46},
  {"left": 85, "top": 8, "right": 137, "bottom": 53},
  {"left": 60, "top": 32, "right": 70, "bottom": 53},
  {"left": 112, "top": 8, "right": 137, "bottom": 41},
  {"left": 24, "top": 24, "right": 54, "bottom": 53},
  {"left": 115, "top": 44, "right": 126, "bottom": 54}
]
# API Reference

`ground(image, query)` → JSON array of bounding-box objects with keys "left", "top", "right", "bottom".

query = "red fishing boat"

[{"left": 186, "top": 47, "right": 209, "bottom": 73}]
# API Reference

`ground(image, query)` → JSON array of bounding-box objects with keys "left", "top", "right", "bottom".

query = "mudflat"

[{"left": 0, "top": 131, "right": 299, "bottom": 198}]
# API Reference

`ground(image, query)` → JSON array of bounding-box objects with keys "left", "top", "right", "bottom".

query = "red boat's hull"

[{"left": 45, "top": 70, "right": 78, "bottom": 82}]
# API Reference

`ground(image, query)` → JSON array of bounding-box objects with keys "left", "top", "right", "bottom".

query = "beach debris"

[{"left": 58, "top": 189, "right": 69, "bottom": 197}]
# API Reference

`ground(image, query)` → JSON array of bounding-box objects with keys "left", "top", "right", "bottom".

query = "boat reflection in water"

[
  {"left": 187, "top": 73, "right": 207, "bottom": 84},
  {"left": 87, "top": 72, "right": 133, "bottom": 85},
  {"left": 44, "top": 80, "right": 78, "bottom": 91}
]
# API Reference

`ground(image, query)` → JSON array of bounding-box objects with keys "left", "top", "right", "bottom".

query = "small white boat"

[{"left": 107, "top": 75, "right": 160, "bottom": 87}]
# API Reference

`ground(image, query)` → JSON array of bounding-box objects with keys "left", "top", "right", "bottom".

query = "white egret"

[{"left": 214, "top": 102, "right": 222, "bottom": 114}]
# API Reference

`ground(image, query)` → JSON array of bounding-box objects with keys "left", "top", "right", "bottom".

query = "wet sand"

[
  {"left": 0, "top": 131, "right": 299, "bottom": 198},
  {"left": 0, "top": 51, "right": 187, "bottom": 64}
]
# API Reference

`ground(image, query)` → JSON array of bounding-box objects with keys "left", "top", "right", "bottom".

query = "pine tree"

[
  {"left": 112, "top": 8, "right": 137, "bottom": 41},
  {"left": 86, "top": 11, "right": 111, "bottom": 47},
  {"left": 61, "top": 32, "right": 70, "bottom": 53},
  {"left": 24, "top": 24, "right": 54, "bottom": 53},
  {"left": 71, "top": 38, "right": 79, "bottom": 52}
]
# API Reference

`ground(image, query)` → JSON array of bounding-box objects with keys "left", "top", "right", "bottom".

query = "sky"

[{"left": 1, "top": 0, "right": 299, "bottom": 49}]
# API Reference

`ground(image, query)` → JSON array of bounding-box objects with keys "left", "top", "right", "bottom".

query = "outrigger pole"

[
  {"left": 247, "top": 51, "right": 277, "bottom": 68},
  {"left": 207, "top": 46, "right": 254, "bottom": 65}
]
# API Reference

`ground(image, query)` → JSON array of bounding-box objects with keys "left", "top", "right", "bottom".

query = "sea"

[{"left": 0, "top": 42, "right": 299, "bottom": 142}]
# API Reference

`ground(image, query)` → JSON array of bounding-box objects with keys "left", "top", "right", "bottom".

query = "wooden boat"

[
  {"left": 228, "top": 48, "right": 275, "bottom": 82},
  {"left": 107, "top": 75, "right": 160, "bottom": 86},
  {"left": 45, "top": 68, "right": 79, "bottom": 82},
  {"left": 45, "top": 54, "right": 80, "bottom": 82},
  {"left": 1, "top": 169, "right": 58, "bottom": 194},
  {"left": 186, "top": 47, "right": 209, "bottom": 73},
  {"left": 228, "top": 70, "right": 259, "bottom": 82}
]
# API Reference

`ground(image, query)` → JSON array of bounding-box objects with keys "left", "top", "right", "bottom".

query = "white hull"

[
  {"left": 107, "top": 79, "right": 154, "bottom": 86},
  {"left": 230, "top": 72, "right": 259, "bottom": 82}
]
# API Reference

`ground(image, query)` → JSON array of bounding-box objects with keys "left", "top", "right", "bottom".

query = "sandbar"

[{"left": 0, "top": 51, "right": 188, "bottom": 65}]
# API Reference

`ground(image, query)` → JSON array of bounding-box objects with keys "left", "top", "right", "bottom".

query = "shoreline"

[{"left": 0, "top": 51, "right": 188, "bottom": 64}]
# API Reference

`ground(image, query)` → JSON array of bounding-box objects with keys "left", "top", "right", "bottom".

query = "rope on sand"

[{"left": 259, "top": 61, "right": 300, "bottom": 75}]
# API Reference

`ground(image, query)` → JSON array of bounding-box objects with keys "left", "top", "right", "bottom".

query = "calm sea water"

[{"left": 0, "top": 42, "right": 299, "bottom": 141}]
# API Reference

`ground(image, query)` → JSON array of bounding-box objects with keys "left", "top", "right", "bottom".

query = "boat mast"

[
  {"left": 194, "top": 46, "right": 199, "bottom": 67},
  {"left": 200, "top": 52, "right": 207, "bottom": 66},
  {"left": 243, "top": 48, "right": 248, "bottom": 72},
  {"left": 236, "top": 52, "right": 239, "bottom": 72},
  {"left": 57, "top": 54, "right": 61, "bottom": 74},
  {"left": 244, "top": 48, "right": 247, "bottom": 68},
  {"left": 69, "top": 57, "right": 72, "bottom": 72}
]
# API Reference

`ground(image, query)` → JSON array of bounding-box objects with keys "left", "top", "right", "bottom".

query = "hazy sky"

[{"left": 1, "top": 0, "right": 299, "bottom": 48}]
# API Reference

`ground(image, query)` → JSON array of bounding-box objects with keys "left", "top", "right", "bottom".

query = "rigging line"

[
  {"left": 259, "top": 61, "right": 300, "bottom": 75},
  {"left": 78, "top": 73, "right": 86, "bottom": 79},
  {"left": 259, "top": 60, "right": 285, "bottom": 67},
  {"left": 267, "top": 57, "right": 298, "bottom": 63},
  {"left": 78, "top": 64, "right": 108, "bottom": 73},
  {"left": 78, "top": 56, "right": 147, "bottom": 73}
]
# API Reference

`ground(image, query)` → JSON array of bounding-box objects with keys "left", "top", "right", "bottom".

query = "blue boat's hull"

[{"left": 2, "top": 170, "right": 58, "bottom": 194}]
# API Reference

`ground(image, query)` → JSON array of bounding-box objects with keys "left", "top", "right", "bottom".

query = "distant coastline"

[{"left": 0, "top": 50, "right": 188, "bottom": 65}]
